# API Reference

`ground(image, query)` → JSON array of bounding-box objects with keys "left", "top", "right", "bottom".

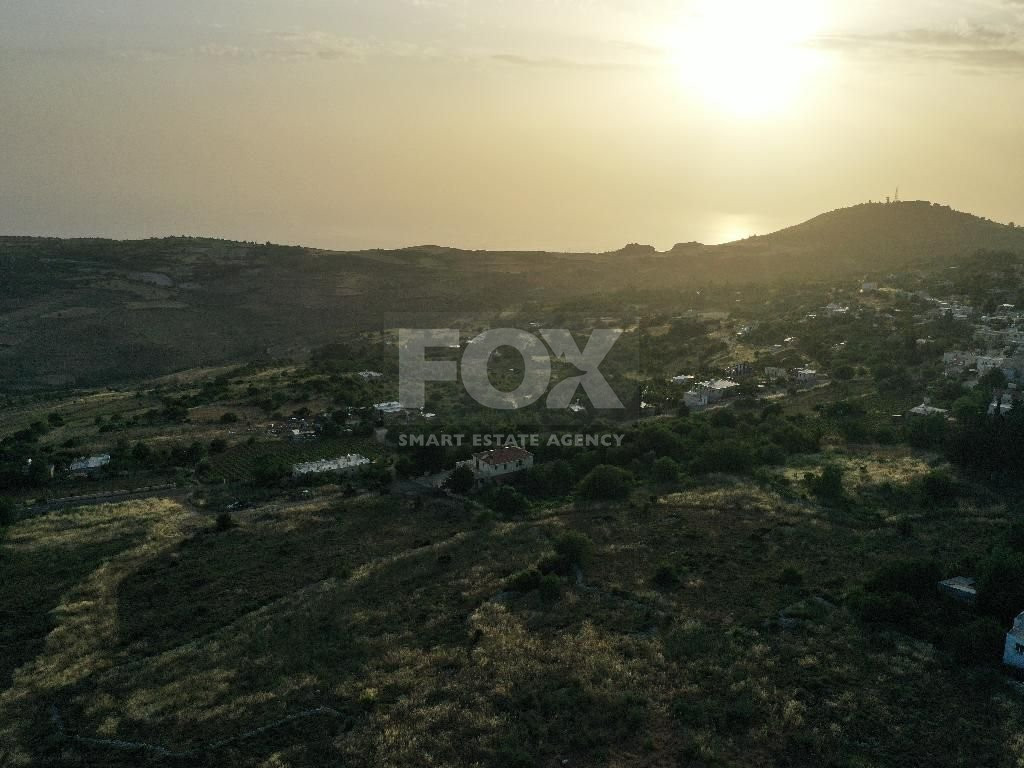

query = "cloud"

[
  {"left": 490, "top": 53, "right": 644, "bottom": 71},
  {"left": 194, "top": 31, "right": 372, "bottom": 62},
  {"left": 811, "top": 19, "right": 1024, "bottom": 71}
]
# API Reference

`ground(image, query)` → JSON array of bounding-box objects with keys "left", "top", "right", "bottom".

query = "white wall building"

[
  {"left": 684, "top": 390, "right": 710, "bottom": 410},
  {"left": 460, "top": 447, "right": 533, "bottom": 481},
  {"left": 69, "top": 454, "right": 111, "bottom": 474},
  {"left": 705, "top": 379, "right": 740, "bottom": 402},
  {"left": 909, "top": 402, "right": 948, "bottom": 417},
  {"left": 293, "top": 454, "right": 371, "bottom": 476},
  {"left": 1004, "top": 612, "right": 1024, "bottom": 673},
  {"left": 794, "top": 369, "right": 818, "bottom": 386}
]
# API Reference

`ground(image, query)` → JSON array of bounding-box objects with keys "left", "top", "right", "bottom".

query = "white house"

[
  {"left": 1004, "top": 612, "right": 1024, "bottom": 673},
  {"left": 684, "top": 390, "right": 710, "bottom": 411},
  {"left": 460, "top": 447, "right": 534, "bottom": 481},
  {"left": 705, "top": 379, "right": 740, "bottom": 402},
  {"left": 671, "top": 374, "right": 696, "bottom": 386},
  {"left": 374, "top": 401, "right": 406, "bottom": 415},
  {"left": 764, "top": 367, "right": 788, "bottom": 383},
  {"left": 909, "top": 401, "right": 948, "bottom": 417},
  {"left": 794, "top": 369, "right": 818, "bottom": 386},
  {"left": 69, "top": 454, "right": 111, "bottom": 474}
]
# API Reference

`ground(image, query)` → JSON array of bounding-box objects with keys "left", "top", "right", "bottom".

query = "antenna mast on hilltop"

[{"left": 895, "top": 186, "right": 901, "bottom": 203}]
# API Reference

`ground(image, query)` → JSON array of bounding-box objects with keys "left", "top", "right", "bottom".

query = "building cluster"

[
  {"left": 292, "top": 454, "right": 371, "bottom": 477},
  {"left": 683, "top": 379, "right": 740, "bottom": 411},
  {"left": 267, "top": 416, "right": 322, "bottom": 441}
]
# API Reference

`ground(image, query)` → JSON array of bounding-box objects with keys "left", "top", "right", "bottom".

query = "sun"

[{"left": 670, "top": 0, "right": 827, "bottom": 118}]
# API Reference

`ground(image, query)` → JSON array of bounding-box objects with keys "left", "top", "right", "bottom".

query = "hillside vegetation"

[
  {"left": 2, "top": 473, "right": 1023, "bottom": 767},
  {"left": 3, "top": 201, "right": 1023, "bottom": 390}
]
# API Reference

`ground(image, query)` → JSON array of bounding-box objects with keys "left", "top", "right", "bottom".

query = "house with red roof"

[{"left": 461, "top": 447, "right": 534, "bottom": 483}]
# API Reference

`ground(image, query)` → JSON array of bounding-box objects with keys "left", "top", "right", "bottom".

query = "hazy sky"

[{"left": 1, "top": 0, "right": 1023, "bottom": 250}]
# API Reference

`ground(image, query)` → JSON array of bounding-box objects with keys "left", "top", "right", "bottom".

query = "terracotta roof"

[{"left": 476, "top": 447, "right": 533, "bottom": 466}]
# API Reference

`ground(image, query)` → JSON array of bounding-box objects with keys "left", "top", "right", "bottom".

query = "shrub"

[
  {"left": 949, "top": 618, "right": 1006, "bottom": 667},
  {"left": 867, "top": 558, "right": 941, "bottom": 599},
  {"left": 220, "top": 412, "right": 240, "bottom": 424},
  {"left": 554, "top": 531, "right": 593, "bottom": 570},
  {"left": 709, "top": 409, "right": 737, "bottom": 428},
  {"left": 492, "top": 486, "right": 527, "bottom": 517},
  {"left": 577, "top": 465, "right": 634, "bottom": 501},
  {"left": 652, "top": 564, "right": 681, "bottom": 590},
  {"left": 906, "top": 414, "right": 949, "bottom": 450},
  {"left": 778, "top": 567, "right": 804, "bottom": 587},
  {"left": 805, "top": 464, "right": 844, "bottom": 503},
  {"left": 977, "top": 550, "right": 1024, "bottom": 624},
  {"left": 851, "top": 590, "right": 919, "bottom": 626},
  {"left": 444, "top": 465, "right": 476, "bottom": 495},
  {"left": 919, "top": 470, "right": 958, "bottom": 505},
  {"left": 0, "top": 497, "right": 15, "bottom": 526},
  {"left": 693, "top": 440, "right": 754, "bottom": 474},
  {"left": 538, "top": 574, "right": 562, "bottom": 603},
  {"left": 214, "top": 512, "right": 236, "bottom": 532},
  {"left": 509, "top": 569, "right": 543, "bottom": 592},
  {"left": 652, "top": 456, "right": 680, "bottom": 484}
]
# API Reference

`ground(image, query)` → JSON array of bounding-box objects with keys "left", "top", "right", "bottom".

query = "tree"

[
  {"left": 806, "top": 464, "right": 844, "bottom": 504},
  {"left": 833, "top": 365, "right": 855, "bottom": 381},
  {"left": 554, "top": 531, "right": 593, "bottom": 569},
  {"left": 867, "top": 558, "right": 941, "bottom": 599},
  {"left": 492, "top": 486, "right": 527, "bottom": 517},
  {"left": 977, "top": 551, "right": 1024, "bottom": 625},
  {"left": 132, "top": 441, "right": 153, "bottom": 465},
  {"left": 0, "top": 497, "right": 15, "bottom": 526},
  {"left": 949, "top": 618, "right": 1005, "bottom": 667},
  {"left": 577, "top": 465, "right": 634, "bottom": 501},
  {"left": 653, "top": 456, "right": 680, "bottom": 484},
  {"left": 444, "top": 465, "right": 476, "bottom": 495}
]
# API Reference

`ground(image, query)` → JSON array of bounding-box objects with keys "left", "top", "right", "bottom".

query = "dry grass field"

[{"left": 2, "top": 472, "right": 1022, "bottom": 767}]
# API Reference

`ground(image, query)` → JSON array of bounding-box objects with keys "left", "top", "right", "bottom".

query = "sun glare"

[{"left": 670, "top": 0, "right": 826, "bottom": 118}]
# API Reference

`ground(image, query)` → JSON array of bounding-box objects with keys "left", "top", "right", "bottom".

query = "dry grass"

[{"left": 1, "top": 476, "right": 1022, "bottom": 767}]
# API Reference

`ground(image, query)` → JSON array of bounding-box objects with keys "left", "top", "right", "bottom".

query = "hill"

[
  {"left": 2, "top": 201, "right": 1022, "bottom": 389},
  {"left": 699, "top": 201, "right": 1024, "bottom": 279}
]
